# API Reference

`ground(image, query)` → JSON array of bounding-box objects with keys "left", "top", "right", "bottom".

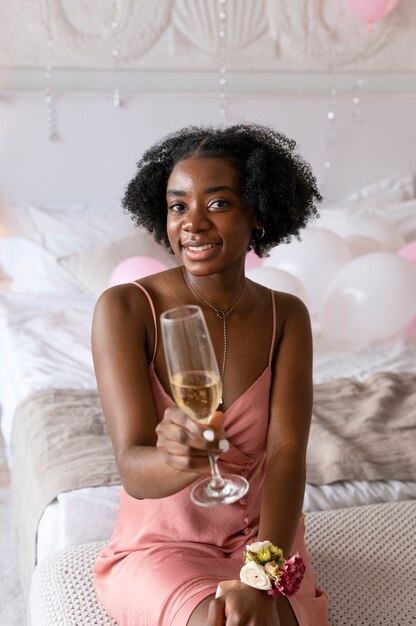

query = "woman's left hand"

[{"left": 207, "top": 580, "right": 280, "bottom": 626}]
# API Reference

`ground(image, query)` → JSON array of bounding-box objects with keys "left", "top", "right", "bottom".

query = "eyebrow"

[{"left": 166, "top": 185, "right": 236, "bottom": 197}]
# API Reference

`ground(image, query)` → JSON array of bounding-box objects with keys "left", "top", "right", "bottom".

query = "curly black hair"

[{"left": 122, "top": 123, "right": 321, "bottom": 257}]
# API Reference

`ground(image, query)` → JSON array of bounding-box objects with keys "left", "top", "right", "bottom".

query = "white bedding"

[
  {"left": 0, "top": 291, "right": 96, "bottom": 452},
  {"left": 313, "top": 327, "right": 416, "bottom": 383},
  {"left": 2, "top": 290, "right": 416, "bottom": 448},
  {"left": 1, "top": 290, "right": 416, "bottom": 564},
  {"left": 36, "top": 479, "right": 416, "bottom": 563}
]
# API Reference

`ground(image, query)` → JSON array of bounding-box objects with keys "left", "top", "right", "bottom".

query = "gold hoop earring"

[{"left": 255, "top": 227, "right": 265, "bottom": 239}]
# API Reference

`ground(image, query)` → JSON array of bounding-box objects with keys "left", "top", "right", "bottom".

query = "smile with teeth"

[{"left": 186, "top": 243, "right": 218, "bottom": 252}]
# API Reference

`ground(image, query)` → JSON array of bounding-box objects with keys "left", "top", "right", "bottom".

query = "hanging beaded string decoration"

[
  {"left": 320, "top": 74, "right": 365, "bottom": 198},
  {"left": 44, "top": 0, "right": 59, "bottom": 141},
  {"left": 323, "top": 81, "right": 338, "bottom": 175},
  {"left": 217, "top": 0, "right": 228, "bottom": 124},
  {"left": 351, "top": 76, "right": 365, "bottom": 122},
  {"left": 112, "top": 0, "right": 122, "bottom": 108}
]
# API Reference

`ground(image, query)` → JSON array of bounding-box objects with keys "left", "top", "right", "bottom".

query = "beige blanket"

[
  {"left": 11, "top": 372, "right": 416, "bottom": 591},
  {"left": 306, "top": 371, "right": 416, "bottom": 485},
  {"left": 11, "top": 389, "right": 120, "bottom": 592}
]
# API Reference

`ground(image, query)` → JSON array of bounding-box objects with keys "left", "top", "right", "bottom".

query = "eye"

[
  {"left": 168, "top": 202, "right": 187, "bottom": 213},
  {"left": 208, "top": 199, "right": 229, "bottom": 211}
]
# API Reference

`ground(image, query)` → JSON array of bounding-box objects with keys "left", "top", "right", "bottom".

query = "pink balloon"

[
  {"left": 245, "top": 250, "right": 263, "bottom": 271},
  {"left": 406, "top": 316, "right": 416, "bottom": 334},
  {"left": 109, "top": 256, "right": 167, "bottom": 287},
  {"left": 397, "top": 240, "right": 416, "bottom": 267},
  {"left": 347, "top": 0, "right": 399, "bottom": 26}
]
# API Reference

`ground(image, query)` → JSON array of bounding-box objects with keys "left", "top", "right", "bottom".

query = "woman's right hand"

[
  {"left": 155, "top": 409, "right": 227, "bottom": 474},
  {"left": 208, "top": 581, "right": 280, "bottom": 626}
]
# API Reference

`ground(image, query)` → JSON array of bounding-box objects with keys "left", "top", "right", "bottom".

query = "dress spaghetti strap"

[
  {"left": 131, "top": 281, "right": 158, "bottom": 363},
  {"left": 268, "top": 290, "right": 277, "bottom": 367},
  {"left": 131, "top": 281, "right": 276, "bottom": 367}
]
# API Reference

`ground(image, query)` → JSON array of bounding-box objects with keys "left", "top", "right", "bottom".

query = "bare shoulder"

[
  {"left": 274, "top": 290, "right": 310, "bottom": 321},
  {"left": 247, "top": 279, "right": 310, "bottom": 328},
  {"left": 93, "top": 282, "right": 150, "bottom": 329},
  {"left": 93, "top": 267, "right": 181, "bottom": 325},
  {"left": 274, "top": 291, "right": 311, "bottom": 344}
]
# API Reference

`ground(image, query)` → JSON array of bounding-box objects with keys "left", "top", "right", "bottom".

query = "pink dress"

[{"left": 93, "top": 283, "right": 329, "bottom": 626}]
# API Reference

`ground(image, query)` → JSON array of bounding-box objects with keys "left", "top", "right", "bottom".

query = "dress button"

[
  {"left": 239, "top": 498, "right": 247, "bottom": 506},
  {"left": 243, "top": 516, "right": 249, "bottom": 525}
]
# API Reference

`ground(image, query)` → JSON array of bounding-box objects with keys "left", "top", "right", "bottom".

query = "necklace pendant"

[{"left": 183, "top": 270, "right": 248, "bottom": 413}]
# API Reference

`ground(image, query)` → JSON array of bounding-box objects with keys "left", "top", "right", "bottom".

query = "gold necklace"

[{"left": 183, "top": 268, "right": 247, "bottom": 403}]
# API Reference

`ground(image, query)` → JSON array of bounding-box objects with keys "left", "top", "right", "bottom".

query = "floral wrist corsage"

[{"left": 240, "top": 540, "right": 305, "bottom": 597}]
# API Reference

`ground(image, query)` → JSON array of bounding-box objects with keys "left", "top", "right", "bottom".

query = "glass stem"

[{"left": 208, "top": 452, "right": 225, "bottom": 491}]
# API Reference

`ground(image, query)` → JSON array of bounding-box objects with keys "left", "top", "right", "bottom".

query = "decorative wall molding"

[
  {"left": 172, "top": 0, "right": 269, "bottom": 55},
  {"left": 50, "top": 0, "right": 173, "bottom": 65},
  {"left": 0, "top": 0, "right": 415, "bottom": 71},
  {"left": 266, "top": 0, "right": 406, "bottom": 67}
]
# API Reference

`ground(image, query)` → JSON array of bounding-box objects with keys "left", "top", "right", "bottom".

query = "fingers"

[
  {"left": 159, "top": 450, "right": 211, "bottom": 473},
  {"left": 158, "top": 408, "right": 227, "bottom": 451},
  {"left": 156, "top": 408, "right": 229, "bottom": 473},
  {"left": 207, "top": 595, "right": 226, "bottom": 626},
  {"left": 209, "top": 410, "right": 226, "bottom": 432}
]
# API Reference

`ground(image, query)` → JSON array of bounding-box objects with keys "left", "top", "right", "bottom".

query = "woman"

[{"left": 92, "top": 124, "right": 329, "bottom": 625}]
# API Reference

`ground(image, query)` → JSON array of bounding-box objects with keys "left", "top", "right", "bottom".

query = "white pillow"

[
  {"left": 346, "top": 173, "right": 415, "bottom": 204},
  {"left": 319, "top": 198, "right": 416, "bottom": 245},
  {"left": 57, "top": 228, "right": 180, "bottom": 299},
  {"left": 0, "top": 236, "right": 83, "bottom": 294},
  {"left": 372, "top": 199, "right": 416, "bottom": 243},
  {"left": 319, "top": 173, "right": 416, "bottom": 242},
  {"left": 25, "top": 204, "right": 135, "bottom": 257}
]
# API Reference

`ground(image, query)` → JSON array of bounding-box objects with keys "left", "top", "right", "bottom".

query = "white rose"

[
  {"left": 246, "top": 540, "right": 273, "bottom": 554},
  {"left": 240, "top": 561, "right": 272, "bottom": 590}
]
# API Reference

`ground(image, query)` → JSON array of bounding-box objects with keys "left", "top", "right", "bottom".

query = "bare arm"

[
  {"left": 257, "top": 293, "right": 312, "bottom": 553},
  {"left": 92, "top": 284, "right": 224, "bottom": 500},
  {"left": 207, "top": 293, "right": 312, "bottom": 626}
]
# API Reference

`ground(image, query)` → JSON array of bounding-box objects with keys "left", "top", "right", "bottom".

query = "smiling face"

[{"left": 166, "top": 156, "right": 257, "bottom": 277}]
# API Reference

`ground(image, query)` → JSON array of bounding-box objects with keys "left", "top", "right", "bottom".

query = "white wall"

[{"left": 0, "top": 91, "right": 415, "bottom": 229}]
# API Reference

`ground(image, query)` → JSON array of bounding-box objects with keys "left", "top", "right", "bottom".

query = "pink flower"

[{"left": 267, "top": 553, "right": 305, "bottom": 598}]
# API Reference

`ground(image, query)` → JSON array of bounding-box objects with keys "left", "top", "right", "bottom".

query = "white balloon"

[
  {"left": 320, "top": 252, "right": 416, "bottom": 346},
  {"left": 247, "top": 266, "right": 309, "bottom": 305},
  {"left": 346, "top": 235, "right": 386, "bottom": 259},
  {"left": 264, "top": 228, "right": 351, "bottom": 314}
]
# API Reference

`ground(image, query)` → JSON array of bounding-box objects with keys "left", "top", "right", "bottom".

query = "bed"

[
  {"left": 0, "top": 92, "right": 416, "bottom": 605},
  {"left": 1, "top": 191, "right": 416, "bottom": 596}
]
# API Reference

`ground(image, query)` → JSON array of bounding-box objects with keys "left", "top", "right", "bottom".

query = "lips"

[
  {"left": 187, "top": 243, "right": 218, "bottom": 252},
  {"left": 181, "top": 241, "right": 221, "bottom": 259},
  {"left": 182, "top": 241, "right": 220, "bottom": 251}
]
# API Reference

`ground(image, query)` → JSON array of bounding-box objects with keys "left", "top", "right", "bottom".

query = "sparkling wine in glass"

[{"left": 160, "top": 304, "right": 249, "bottom": 506}]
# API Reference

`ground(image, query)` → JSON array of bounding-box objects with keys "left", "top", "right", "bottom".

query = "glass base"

[{"left": 190, "top": 474, "right": 249, "bottom": 507}]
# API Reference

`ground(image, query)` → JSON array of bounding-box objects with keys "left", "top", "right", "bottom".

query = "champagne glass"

[{"left": 160, "top": 304, "right": 249, "bottom": 506}]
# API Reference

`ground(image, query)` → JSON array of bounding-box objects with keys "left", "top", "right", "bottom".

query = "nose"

[{"left": 182, "top": 205, "right": 212, "bottom": 233}]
